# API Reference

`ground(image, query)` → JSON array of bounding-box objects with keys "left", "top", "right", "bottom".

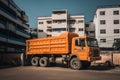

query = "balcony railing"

[
  {"left": 23, "top": 15, "right": 29, "bottom": 22},
  {"left": 0, "top": 5, "right": 29, "bottom": 29},
  {"left": 0, "top": 20, "right": 6, "bottom": 29},
  {"left": 9, "top": 37, "right": 25, "bottom": 43},
  {"left": 8, "top": 36, "right": 26, "bottom": 46},
  {"left": 16, "top": 31, "right": 30, "bottom": 39},
  {"left": 16, "top": 26, "right": 29, "bottom": 35},
  {"left": 0, "top": 0, "right": 8, "bottom": 6},
  {"left": 0, "top": 6, "right": 17, "bottom": 19},
  {"left": 0, "top": 34, "right": 8, "bottom": 38},
  {"left": 0, "top": 34, "right": 8, "bottom": 42},
  {"left": 52, "top": 14, "right": 67, "bottom": 20}
]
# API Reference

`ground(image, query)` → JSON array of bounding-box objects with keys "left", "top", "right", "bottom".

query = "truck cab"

[{"left": 70, "top": 36, "right": 101, "bottom": 69}]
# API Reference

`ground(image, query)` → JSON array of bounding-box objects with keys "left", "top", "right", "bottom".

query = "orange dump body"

[{"left": 26, "top": 32, "right": 78, "bottom": 55}]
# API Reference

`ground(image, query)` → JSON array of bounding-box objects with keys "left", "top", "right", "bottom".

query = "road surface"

[{"left": 0, "top": 66, "right": 120, "bottom": 80}]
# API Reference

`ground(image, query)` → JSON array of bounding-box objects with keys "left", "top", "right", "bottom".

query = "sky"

[{"left": 14, "top": 0, "right": 120, "bottom": 28}]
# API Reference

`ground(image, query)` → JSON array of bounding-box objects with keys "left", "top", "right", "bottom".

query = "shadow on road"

[
  {"left": 0, "top": 63, "right": 117, "bottom": 71},
  {"left": 0, "top": 63, "right": 20, "bottom": 69},
  {"left": 90, "top": 65, "right": 115, "bottom": 71}
]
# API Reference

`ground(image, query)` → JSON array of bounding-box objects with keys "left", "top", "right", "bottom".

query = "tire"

[
  {"left": 105, "top": 61, "right": 112, "bottom": 67},
  {"left": 39, "top": 57, "right": 49, "bottom": 67},
  {"left": 31, "top": 57, "right": 39, "bottom": 66},
  {"left": 70, "top": 57, "right": 82, "bottom": 70}
]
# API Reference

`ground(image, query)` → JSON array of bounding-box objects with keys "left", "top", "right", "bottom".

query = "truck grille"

[{"left": 93, "top": 50, "right": 99, "bottom": 57}]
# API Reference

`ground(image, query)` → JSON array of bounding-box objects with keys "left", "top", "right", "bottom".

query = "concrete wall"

[{"left": 2, "top": 53, "right": 24, "bottom": 66}]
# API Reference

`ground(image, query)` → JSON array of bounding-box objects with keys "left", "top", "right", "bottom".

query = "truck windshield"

[{"left": 87, "top": 38, "right": 98, "bottom": 47}]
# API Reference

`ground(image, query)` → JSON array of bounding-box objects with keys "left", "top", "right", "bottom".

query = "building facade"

[
  {"left": 0, "top": 0, "right": 30, "bottom": 64},
  {"left": 85, "top": 21, "right": 95, "bottom": 38},
  {"left": 38, "top": 10, "right": 85, "bottom": 37},
  {"left": 94, "top": 5, "right": 120, "bottom": 49},
  {"left": 30, "top": 28, "right": 38, "bottom": 39}
]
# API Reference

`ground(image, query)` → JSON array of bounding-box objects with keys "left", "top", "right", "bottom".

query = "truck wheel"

[
  {"left": 31, "top": 57, "right": 39, "bottom": 66},
  {"left": 105, "top": 61, "right": 112, "bottom": 67},
  {"left": 70, "top": 58, "right": 82, "bottom": 70},
  {"left": 39, "top": 57, "right": 49, "bottom": 67}
]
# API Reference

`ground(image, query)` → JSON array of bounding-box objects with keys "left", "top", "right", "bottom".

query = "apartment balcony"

[
  {"left": 0, "top": 10, "right": 29, "bottom": 29},
  {"left": 16, "top": 29, "right": 30, "bottom": 38},
  {"left": 52, "top": 10, "right": 67, "bottom": 20},
  {"left": 0, "top": 34, "right": 7, "bottom": 42},
  {"left": 23, "top": 23, "right": 29, "bottom": 29},
  {"left": 0, "top": 0, "right": 9, "bottom": 6},
  {"left": 0, "top": 0, "right": 29, "bottom": 22},
  {"left": 22, "top": 14, "right": 29, "bottom": 22},
  {"left": 9, "top": 4, "right": 17, "bottom": 13},
  {"left": 7, "top": 23, "right": 16, "bottom": 33},
  {"left": 0, "top": 23, "right": 6, "bottom": 29},
  {"left": 0, "top": 33, "right": 26, "bottom": 46},
  {"left": 52, "top": 14, "right": 67, "bottom": 20},
  {"left": 0, "top": 0, "right": 16, "bottom": 13},
  {"left": 47, "top": 26, "right": 52, "bottom": 28},
  {"left": 16, "top": 10, "right": 21, "bottom": 18},
  {"left": 52, "top": 22, "right": 67, "bottom": 28},
  {"left": 8, "top": 37, "right": 26, "bottom": 46}
]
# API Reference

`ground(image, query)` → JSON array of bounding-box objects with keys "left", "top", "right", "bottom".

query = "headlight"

[{"left": 89, "top": 51, "right": 92, "bottom": 56}]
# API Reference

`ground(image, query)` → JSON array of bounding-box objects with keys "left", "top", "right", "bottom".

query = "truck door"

[{"left": 74, "top": 38, "right": 87, "bottom": 60}]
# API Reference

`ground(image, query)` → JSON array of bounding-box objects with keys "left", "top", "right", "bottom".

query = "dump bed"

[{"left": 26, "top": 32, "right": 78, "bottom": 55}]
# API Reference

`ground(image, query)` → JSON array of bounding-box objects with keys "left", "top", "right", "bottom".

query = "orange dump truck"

[{"left": 26, "top": 32, "right": 101, "bottom": 70}]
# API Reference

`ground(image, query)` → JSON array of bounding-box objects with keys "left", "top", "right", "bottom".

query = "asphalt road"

[{"left": 0, "top": 66, "right": 120, "bottom": 80}]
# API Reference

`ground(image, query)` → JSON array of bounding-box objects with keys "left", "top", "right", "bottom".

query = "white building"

[
  {"left": 38, "top": 10, "right": 85, "bottom": 37},
  {"left": 94, "top": 5, "right": 120, "bottom": 49}
]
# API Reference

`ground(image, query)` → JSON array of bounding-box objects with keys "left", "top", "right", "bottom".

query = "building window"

[
  {"left": 47, "top": 35, "right": 52, "bottom": 37},
  {"left": 100, "top": 20, "right": 106, "bottom": 24},
  {"left": 39, "top": 22, "right": 43, "bottom": 24},
  {"left": 114, "top": 20, "right": 119, "bottom": 24},
  {"left": 53, "top": 20, "right": 66, "bottom": 24},
  {"left": 114, "top": 38, "right": 120, "bottom": 43},
  {"left": 70, "top": 28, "right": 75, "bottom": 32},
  {"left": 114, "top": 29, "right": 119, "bottom": 34},
  {"left": 0, "top": 19, "right": 7, "bottom": 25},
  {"left": 38, "top": 30, "right": 43, "bottom": 32},
  {"left": 100, "top": 11, "right": 105, "bottom": 15},
  {"left": 69, "top": 20, "right": 76, "bottom": 24},
  {"left": 100, "top": 39, "right": 106, "bottom": 43},
  {"left": 79, "top": 28, "right": 83, "bottom": 31},
  {"left": 113, "top": 10, "right": 119, "bottom": 15},
  {"left": 33, "top": 29, "right": 37, "bottom": 32},
  {"left": 90, "top": 31, "right": 94, "bottom": 33},
  {"left": 47, "top": 26, "right": 52, "bottom": 28},
  {"left": 47, "top": 21, "right": 52, "bottom": 24},
  {"left": 100, "top": 29, "right": 106, "bottom": 34},
  {"left": 47, "top": 29, "right": 52, "bottom": 32},
  {"left": 52, "top": 28, "right": 66, "bottom": 32},
  {"left": 78, "top": 20, "right": 84, "bottom": 23}
]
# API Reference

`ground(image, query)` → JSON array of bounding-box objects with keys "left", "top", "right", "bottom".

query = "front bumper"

[
  {"left": 88, "top": 56, "right": 101, "bottom": 62},
  {"left": 91, "top": 56, "right": 101, "bottom": 61}
]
